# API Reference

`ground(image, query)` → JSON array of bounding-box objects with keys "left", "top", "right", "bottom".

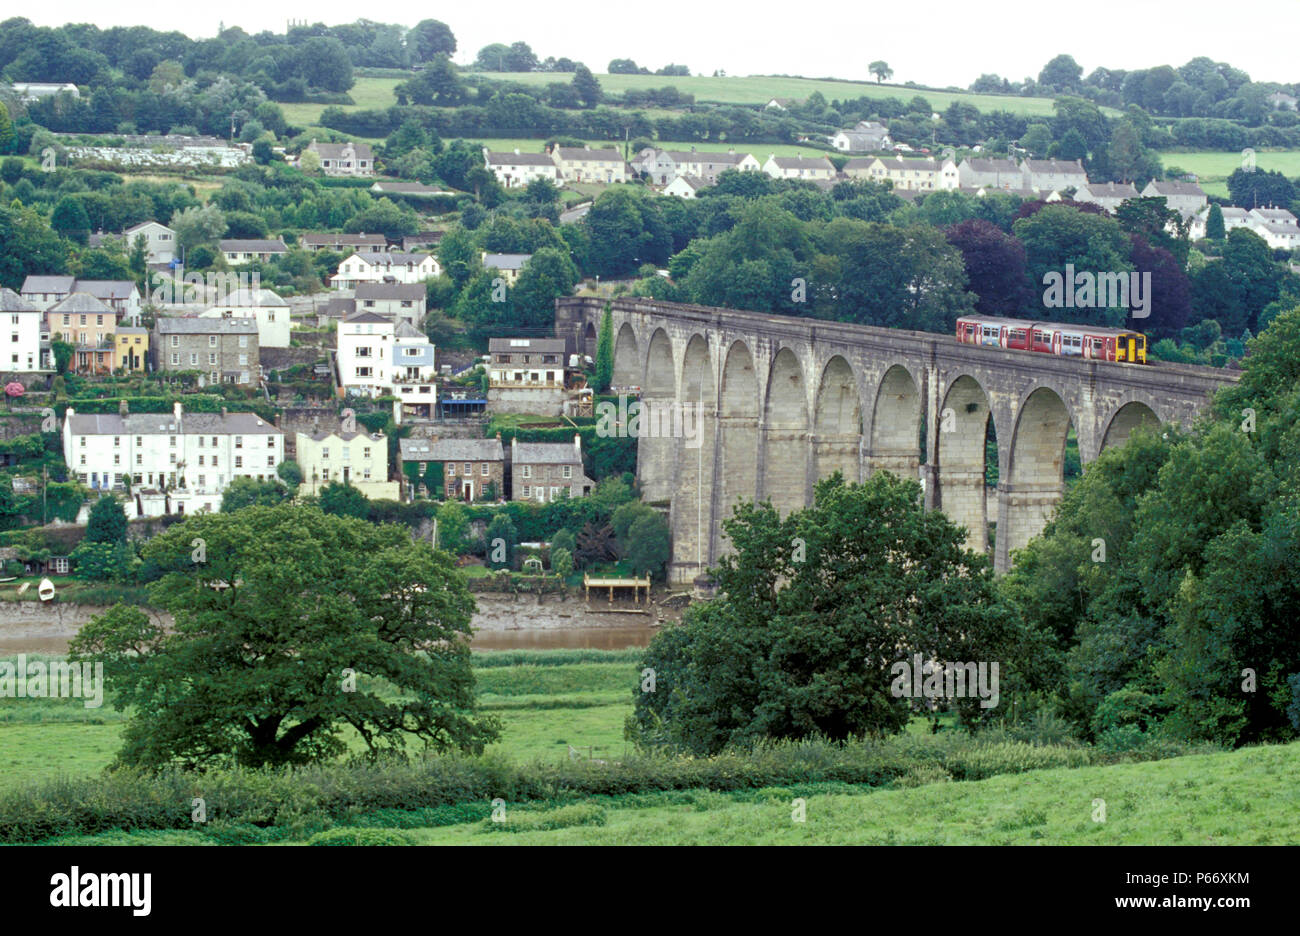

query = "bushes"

[
  {"left": 480, "top": 803, "right": 606, "bottom": 834},
  {"left": 307, "top": 827, "right": 416, "bottom": 846},
  {"left": 0, "top": 733, "right": 1205, "bottom": 844}
]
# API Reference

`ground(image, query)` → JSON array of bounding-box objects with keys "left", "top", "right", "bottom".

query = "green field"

[
  {"left": 1160, "top": 149, "right": 1300, "bottom": 198},
  {"left": 277, "top": 72, "right": 1114, "bottom": 142},
  {"left": 0, "top": 653, "right": 635, "bottom": 790},
  {"left": 480, "top": 72, "right": 1102, "bottom": 117},
  {"left": 405, "top": 741, "right": 1298, "bottom": 845}
]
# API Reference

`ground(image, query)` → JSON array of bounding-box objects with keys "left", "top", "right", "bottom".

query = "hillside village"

[{"left": 0, "top": 14, "right": 1297, "bottom": 867}]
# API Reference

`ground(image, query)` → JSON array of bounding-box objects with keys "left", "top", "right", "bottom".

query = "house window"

[
  {"left": 170, "top": 436, "right": 177, "bottom": 447},
  {"left": 464, "top": 463, "right": 472, "bottom": 475},
  {"left": 522, "top": 486, "right": 531, "bottom": 498},
  {"left": 136, "top": 453, "right": 142, "bottom": 464},
  {"left": 481, "top": 463, "right": 489, "bottom": 476},
  {"left": 562, "top": 466, "right": 572, "bottom": 479},
  {"left": 267, "top": 456, "right": 275, "bottom": 467},
  {"left": 171, "top": 353, "right": 180, "bottom": 365},
  {"left": 171, "top": 336, "right": 179, "bottom": 347},
  {"left": 447, "top": 464, "right": 455, "bottom": 476},
  {"left": 80, "top": 454, "right": 86, "bottom": 465},
  {"left": 235, "top": 456, "right": 242, "bottom": 468},
  {"left": 235, "top": 437, "right": 242, "bottom": 448},
  {"left": 113, "top": 436, "right": 120, "bottom": 447},
  {"left": 113, "top": 454, "right": 120, "bottom": 465},
  {"left": 190, "top": 353, "right": 198, "bottom": 366},
  {"left": 239, "top": 354, "right": 248, "bottom": 366},
  {"left": 239, "top": 336, "right": 248, "bottom": 348},
  {"left": 267, "top": 436, "right": 275, "bottom": 448},
  {"left": 209, "top": 353, "right": 217, "bottom": 365},
  {"left": 521, "top": 466, "right": 532, "bottom": 479},
  {"left": 209, "top": 335, "right": 217, "bottom": 347}
]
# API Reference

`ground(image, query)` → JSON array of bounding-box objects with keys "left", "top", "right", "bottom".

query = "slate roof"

[
  {"left": 482, "top": 253, "right": 531, "bottom": 271},
  {"left": 205, "top": 288, "right": 288, "bottom": 308},
  {"left": 513, "top": 441, "right": 582, "bottom": 465},
  {"left": 48, "top": 293, "right": 115, "bottom": 315},
  {"left": 219, "top": 239, "right": 288, "bottom": 252},
  {"left": 555, "top": 147, "right": 621, "bottom": 161},
  {"left": 488, "top": 338, "right": 567, "bottom": 354},
  {"left": 1146, "top": 180, "right": 1206, "bottom": 197},
  {"left": 400, "top": 438, "right": 503, "bottom": 462},
  {"left": 355, "top": 283, "right": 426, "bottom": 301},
  {"left": 67, "top": 410, "right": 279, "bottom": 435},
  {"left": 156, "top": 316, "right": 258, "bottom": 334},
  {"left": 21, "top": 276, "right": 75, "bottom": 294},
  {"left": 770, "top": 156, "right": 835, "bottom": 169},
  {"left": 299, "top": 233, "right": 388, "bottom": 248},
  {"left": 0, "top": 288, "right": 38, "bottom": 312},
  {"left": 308, "top": 141, "right": 374, "bottom": 160},
  {"left": 485, "top": 151, "right": 556, "bottom": 166}
]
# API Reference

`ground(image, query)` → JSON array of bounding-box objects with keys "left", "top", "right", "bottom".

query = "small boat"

[
  {"left": 0, "top": 576, "right": 15, "bottom": 583},
  {"left": 17, "top": 582, "right": 29, "bottom": 596},
  {"left": 37, "top": 578, "right": 55, "bottom": 602}
]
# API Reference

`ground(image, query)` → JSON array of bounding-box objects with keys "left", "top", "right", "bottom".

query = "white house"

[
  {"left": 0, "top": 288, "right": 45, "bottom": 372},
  {"left": 664, "top": 175, "right": 708, "bottom": 198},
  {"left": 484, "top": 148, "right": 562, "bottom": 188},
  {"left": 1074, "top": 181, "right": 1139, "bottom": 214},
  {"left": 830, "top": 121, "right": 891, "bottom": 153},
  {"left": 1190, "top": 205, "right": 1249, "bottom": 239},
  {"left": 551, "top": 146, "right": 628, "bottom": 184},
  {"left": 1246, "top": 207, "right": 1300, "bottom": 250},
  {"left": 63, "top": 401, "right": 283, "bottom": 514},
  {"left": 303, "top": 140, "right": 374, "bottom": 177},
  {"left": 390, "top": 321, "right": 438, "bottom": 419},
  {"left": 297, "top": 427, "right": 398, "bottom": 499},
  {"left": 762, "top": 154, "right": 837, "bottom": 180},
  {"left": 8, "top": 82, "right": 79, "bottom": 103},
  {"left": 864, "top": 157, "right": 940, "bottom": 190},
  {"left": 1021, "top": 159, "right": 1088, "bottom": 194},
  {"left": 200, "top": 288, "right": 291, "bottom": 348},
  {"left": 958, "top": 158, "right": 1021, "bottom": 190},
  {"left": 220, "top": 239, "right": 288, "bottom": 265},
  {"left": 299, "top": 233, "right": 388, "bottom": 253},
  {"left": 337, "top": 311, "right": 437, "bottom": 407},
  {"left": 331, "top": 251, "right": 439, "bottom": 289},
  {"left": 122, "top": 221, "right": 177, "bottom": 265},
  {"left": 1140, "top": 180, "right": 1207, "bottom": 220},
  {"left": 354, "top": 282, "right": 426, "bottom": 329},
  {"left": 482, "top": 253, "right": 531, "bottom": 285}
]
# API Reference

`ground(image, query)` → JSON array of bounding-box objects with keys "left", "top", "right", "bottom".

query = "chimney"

[
  {"left": 173, "top": 401, "right": 182, "bottom": 422},
  {"left": 221, "top": 407, "right": 228, "bottom": 419},
  {"left": 118, "top": 399, "right": 128, "bottom": 417},
  {"left": 584, "top": 144, "right": 591, "bottom": 151},
  {"left": 574, "top": 433, "right": 582, "bottom": 458},
  {"left": 514, "top": 148, "right": 520, "bottom": 155}
]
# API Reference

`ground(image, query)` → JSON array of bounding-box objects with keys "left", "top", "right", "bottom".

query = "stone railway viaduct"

[{"left": 555, "top": 297, "right": 1238, "bottom": 584}]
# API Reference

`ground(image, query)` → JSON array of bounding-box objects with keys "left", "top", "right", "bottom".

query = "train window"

[{"left": 1010, "top": 329, "right": 1025, "bottom": 341}]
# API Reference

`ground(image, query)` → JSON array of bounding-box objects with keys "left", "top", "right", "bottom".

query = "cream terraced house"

[
  {"left": 482, "top": 253, "right": 531, "bottom": 286},
  {"left": 63, "top": 400, "right": 283, "bottom": 513},
  {"left": 762, "top": 154, "right": 837, "bottom": 180},
  {"left": 296, "top": 427, "right": 397, "bottom": 499},
  {"left": 484, "top": 148, "right": 562, "bottom": 188},
  {"left": 220, "top": 239, "right": 288, "bottom": 265},
  {"left": 551, "top": 145, "right": 628, "bottom": 184},
  {"left": 510, "top": 435, "right": 593, "bottom": 503},
  {"left": 864, "top": 157, "right": 940, "bottom": 191}
]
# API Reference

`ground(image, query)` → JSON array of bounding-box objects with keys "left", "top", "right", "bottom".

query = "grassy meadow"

[
  {"left": 2, "top": 647, "right": 1293, "bottom": 846},
  {"left": 276, "top": 72, "right": 1111, "bottom": 142},
  {"left": 1160, "top": 149, "right": 1300, "bottom": 198}
]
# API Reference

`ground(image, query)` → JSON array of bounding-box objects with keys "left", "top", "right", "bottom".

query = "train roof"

[{"left": 957, "top": 315, "right": 1144, "bottom": 338}]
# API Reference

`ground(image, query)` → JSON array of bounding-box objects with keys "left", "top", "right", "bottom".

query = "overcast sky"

[{"left": 17, "top": 1, "right": 1299, "bottom": 87}]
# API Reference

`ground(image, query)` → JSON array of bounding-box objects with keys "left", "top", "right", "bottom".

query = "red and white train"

[{"left": 955, "top": 316, "right": 1148, "bottom": 365}]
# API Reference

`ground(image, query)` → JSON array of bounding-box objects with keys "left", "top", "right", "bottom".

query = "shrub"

[
  {"left": 480, "top": 803, "right": 606, "bottom": 834},
  {"left": 307, "top": 827, "right": 416, "bottom": 846}
]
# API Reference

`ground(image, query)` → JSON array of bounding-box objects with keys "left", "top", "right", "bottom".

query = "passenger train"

[{"left": 955, "top": 316, "right": 1147, "bottom": 364}]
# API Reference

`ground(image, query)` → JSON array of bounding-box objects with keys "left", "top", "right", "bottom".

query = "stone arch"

[
  {"left": 642, "top": 328, "right": 675, "bottom": 398},
  {"left": 636, "top": 328, "right": 678, "bottom": 503},
  {"left": 612, "top": 322, "right": 639, "bottom": 389},
  {"left": 936, "top": 374, "right": 993, "bottom": 554},
  {"left": 814, "top": 355, "right": 862, "bottom": 484},
  {"left": 1001, "top": 386, "right": 1074, "bottom": 563},
  {"left": 716, "top": 340, "right": 759, "bottom": 558},
  {"left": 868, "top": 364, "right": 921, "bottom": 479},
  {"left": 670, "top": 334, "right": 717, "bottom": 582},
  {"left": 1100, "top": 400, "right": 1160, "bottom": 454},
  {"left": 762, "top": 347, "right": 810, "bottom": 515},
  {"left": 582, "top": 321, "right": 597, "bottom": 358}
]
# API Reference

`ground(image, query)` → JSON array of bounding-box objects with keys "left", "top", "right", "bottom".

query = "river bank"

[{"left": 0, "top": 592, "right": 675, "bottom": 654}]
